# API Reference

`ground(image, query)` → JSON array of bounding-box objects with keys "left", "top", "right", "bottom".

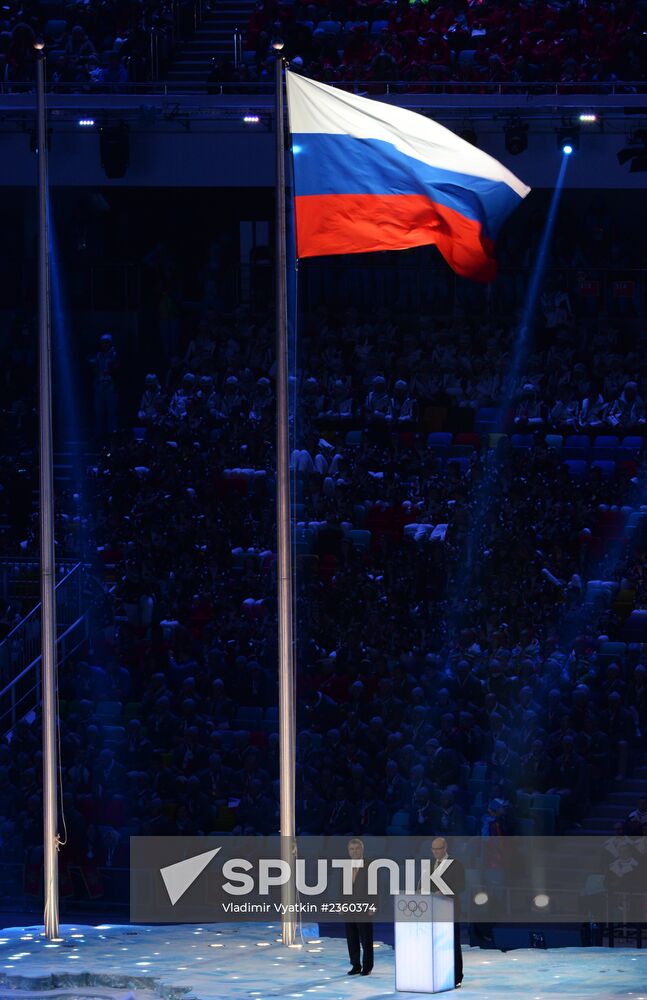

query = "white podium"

[{"left": 394, "top": 893, "right": 455, "bottom": 993}]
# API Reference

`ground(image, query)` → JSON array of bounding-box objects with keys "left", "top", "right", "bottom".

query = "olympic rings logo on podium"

[{"left": 397, "top": 898, "right": 429, "bottom": 918}]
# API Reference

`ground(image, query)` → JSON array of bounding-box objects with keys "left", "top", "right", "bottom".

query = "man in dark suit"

[
  {"left": 431, "top": 837, "right": 465, "bottom": 988},
  {"left": 344, "top": 837, "right": 374, "bottom": 977}
]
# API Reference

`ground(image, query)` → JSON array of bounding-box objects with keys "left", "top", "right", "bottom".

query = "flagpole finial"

[{"left": 271, "top": 37, "right": 285, "bottom": 51}]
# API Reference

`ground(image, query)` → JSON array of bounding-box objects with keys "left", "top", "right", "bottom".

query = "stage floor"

[{"left": 0, "top": 923, "right": 644, "bottom": 1000}]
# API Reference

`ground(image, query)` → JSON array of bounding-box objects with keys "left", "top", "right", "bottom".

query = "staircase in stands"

[
  {"left": 168, "top": 0, "right": 257, "bottom": 83},
  {"left": 574, "top": 763, "right": 647, "bottom": 835}
]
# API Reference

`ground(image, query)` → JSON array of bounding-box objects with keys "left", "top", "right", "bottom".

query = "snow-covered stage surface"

[{"left": 0, "top": 923, "right": 644, "bottom": 1000}]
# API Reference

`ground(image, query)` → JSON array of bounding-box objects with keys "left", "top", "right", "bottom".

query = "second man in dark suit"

[{"left": 344, "top": 837, "right": 374, "bottom": 977}]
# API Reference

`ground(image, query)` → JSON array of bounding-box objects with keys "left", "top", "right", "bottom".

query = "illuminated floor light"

[
  {"left": 474, "top": 891, "right": 489, "bottom": 906},
  {"left": 533, "top": 892, "right": 550, "bottom": 909}
]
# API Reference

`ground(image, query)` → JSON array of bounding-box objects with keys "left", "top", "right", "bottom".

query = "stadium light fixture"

[
  {"left": 557, "top": 126, "right": 579, "bottom": 154},
  {"left": 504, "top": 118, "right": 528, "bottom": 155},
  {"left": 617, "top": 129, "right": 647, "bottom": 172},
  {"left": 99, "top": 122, "right": 130, "bottom": 179}
]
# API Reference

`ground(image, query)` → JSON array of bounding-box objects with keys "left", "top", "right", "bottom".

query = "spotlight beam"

[{"left": 449, "top": 153, "right": 571, "bottom": 628}]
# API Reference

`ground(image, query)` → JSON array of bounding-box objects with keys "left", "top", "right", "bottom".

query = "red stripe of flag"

[{"left": 294, "top": 193, "right": 497, "bottom": 282}]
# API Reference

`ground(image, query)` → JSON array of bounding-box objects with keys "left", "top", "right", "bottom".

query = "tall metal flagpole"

[
  {"left": 273, "top": 41, "right": 297, "bottom": 947},
  {"left": 35, "top": 39, "right": 60, "bottom": 941}
]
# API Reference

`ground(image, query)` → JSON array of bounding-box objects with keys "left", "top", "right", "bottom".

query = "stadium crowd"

[
  {"left": 215, "top": 0, "right": 647, "bottom": 87},
  {"left": 1, "top": 233, "right": 647, "bottom": 901},
  {"left": 5, "top": 311, "right": 647, "bottom": 894},
  {"left": 3, "top": 0, "right": 647, "bottom": 88},
  {"left": 0, "top": 0, "right": 190, "bottom": 84}
]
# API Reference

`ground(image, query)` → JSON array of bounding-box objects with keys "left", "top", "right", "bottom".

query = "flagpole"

[
  {"left": 35, "top": 38, "right": 60, "bottom": 941},
  {"left": 273, "top": 41, "right": 297, "bottom": 948}
]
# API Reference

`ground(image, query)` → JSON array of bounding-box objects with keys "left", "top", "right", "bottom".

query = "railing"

[
  {"left": 143, "top": 0, "right": 205, "bottom": 81},
  {"left": 0, "top": 562, "right": 83, "bottom": 688},
  {"left": 0, "top": 562, "right": 111, "bottom": 734},
  {"left": 0, "top": 616, "right": 88, "bottom": 735},
  {"left": 0, "top": 557, "right": 80, "bottom": 602},
  {"left": 3, "top": 79, "right": 647, "bottom": 98},
  {"left": 326, "top": 80, "right": 647, "bottom": 97},
  {"left": 234, "top": 28, "right": 243, "bottom": 69},
  {"left": 150, "top": 28, "right": 160, "bottom": 82}
]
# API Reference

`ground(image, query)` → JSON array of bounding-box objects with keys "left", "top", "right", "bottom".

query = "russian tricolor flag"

[{"left": 286, "top": 72, "right": 530, "bottom": 282}]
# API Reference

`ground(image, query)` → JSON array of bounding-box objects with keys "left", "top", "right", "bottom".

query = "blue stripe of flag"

[{"left": 291, "top": 133, "right": 522, "bottom": 241}]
